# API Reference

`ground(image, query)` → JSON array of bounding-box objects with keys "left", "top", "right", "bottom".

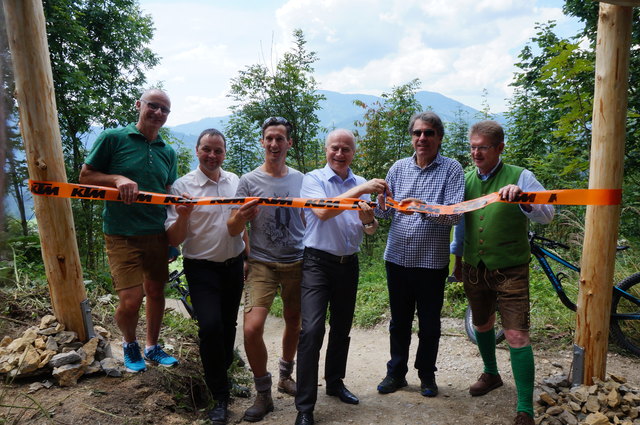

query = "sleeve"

[
  {"left": 517, "top": 169, "right": 554, "bottom": 224},
  {"left": 450, "top": 216, "right": 465, "bottom": 257},
  {"left": 235, "top": 176, "right": 249, "bottom": 197},
  {"left": 300, "top": 172, "right": 327, "bottom": 198},
  {"left": 164, "top": 179, "right": 183, "bottom": 230},
  {"left": 84, "top": 131, "right": 112, "bottom": 171}
]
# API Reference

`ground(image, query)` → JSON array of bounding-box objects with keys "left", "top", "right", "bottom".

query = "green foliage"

[
  {"left": 442, "top": 108, "right": 472, "bottom": 169},
  {"left": 160, "top": 128, "right": 193, "bottom": 177},
  {"left": 352, "top": 79, "right": 422, "bottom": 179},
  {"left": 226, "top": 29, "right": 325, "bottom": 173}
]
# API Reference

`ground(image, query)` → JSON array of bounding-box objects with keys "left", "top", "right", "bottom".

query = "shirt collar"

[
  {"left": 321, "top": 163, "right": 356, "bottom": 183},
  {"left": 412, "top": 152, "right": 443, "bottom": 170},
  {"left": 125, "top": 123, "right": 166, "bottom": 146},
  {"left": 477, "top": 159, "right": 503, "bottom": 181},
  {"left": 194, "top": 167, "right": 228, "bottom": 186}
]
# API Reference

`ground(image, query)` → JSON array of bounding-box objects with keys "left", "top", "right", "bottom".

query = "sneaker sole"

[
  {"left": 144, "top": 359, "right": 179, "bottom": 367},
  {"left": 125, "top": 366, "right": 147, "bottom": 373},
  {"left": 469, "top": 380, "right": 503, "bottom": 396}
]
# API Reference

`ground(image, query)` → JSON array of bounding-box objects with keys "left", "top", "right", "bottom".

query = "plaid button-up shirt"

[{"left": 376, "top": 153, "right": 464, "bottom": 269}]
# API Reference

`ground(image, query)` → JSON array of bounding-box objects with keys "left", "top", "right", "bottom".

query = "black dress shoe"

[
  {"left": 295, "top": 411, "right": 314, "bottom": 425},
  {"left": 326, "top": 384, "right": 359, "bottom": 405},
  {"left": 208, "top": 400, "right": 229, "bottom": 424}
]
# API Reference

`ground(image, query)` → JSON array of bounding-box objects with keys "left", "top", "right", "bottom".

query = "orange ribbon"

[{"left": 29, "top": 180, "right": 622, "bottom": 215}]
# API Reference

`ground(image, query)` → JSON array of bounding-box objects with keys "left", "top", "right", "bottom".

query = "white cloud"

[{"left": 139, "top": 0, "right": 579, "bottom": 125}]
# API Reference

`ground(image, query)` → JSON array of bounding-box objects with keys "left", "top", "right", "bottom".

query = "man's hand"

[
  {"left": 499, "top": 184, "right": 532, "bottom": 212},
  {"left": 358, "top": 201, "right": 375, "bottom": 224},
  {"left": 360, "top": 178, "right": 390, "bottom": 198},
  {"left": 176, "top": 193, "right": 195, "bottom": 218},
  {"left": 115, "top": 176, "right": 139, "bottom": 205},
  {"left": 397, "top": 197, "right": 425, "bottom": 215},
  {"left": 237, "top": 199, "right": 260, "bottom": 222}
]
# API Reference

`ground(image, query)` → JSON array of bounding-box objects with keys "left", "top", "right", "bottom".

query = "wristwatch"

[{"left": 363, "top": 220, "right": 375, "bottom": 229}]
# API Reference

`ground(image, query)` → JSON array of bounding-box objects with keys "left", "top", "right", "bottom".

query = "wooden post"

[
  {"left": 574, "top": 1, "right": 635, "bottom": 384},
  {"left": 3, "top": 0, "right": 88, "bottom": 340}
]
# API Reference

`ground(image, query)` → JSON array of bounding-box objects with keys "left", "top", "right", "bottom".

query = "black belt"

[
  {"left": 184, "top": 254, "right": 243, "bottom": 267},
  {"left": 305, "top": 247, "right": 357, "bottom": 264}
]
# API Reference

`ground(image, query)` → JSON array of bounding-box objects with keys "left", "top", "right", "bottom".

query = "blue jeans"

[
  {"left": 184, "top": 256, "right": 244, "bottom": 401},
  {"left": 385, "top": 261, "right": 448, "bottom": 381}
]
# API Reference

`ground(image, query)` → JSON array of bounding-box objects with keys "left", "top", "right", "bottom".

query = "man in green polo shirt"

[
  {"left": 79, "top": 89, "right": 178, "bottom": 373},
  {"left": 451, "top": 120, "right": 554, "bottom": 425}
]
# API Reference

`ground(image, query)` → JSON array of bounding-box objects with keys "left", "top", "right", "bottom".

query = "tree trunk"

[{"left": 3, "top": 0, "right": 88, "bottom": 340}]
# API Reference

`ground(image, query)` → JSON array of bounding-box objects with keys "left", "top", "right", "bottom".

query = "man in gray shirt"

[{"left": 228, "top": 117, "right": 305, "bottom": 422}]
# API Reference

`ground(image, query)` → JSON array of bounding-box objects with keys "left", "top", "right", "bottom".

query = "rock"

[
  {"left": 15, "top": 345, "right": 41, "bottom": 375},
  {"left": 100, "top": 357, "right": 122, "bottom": 377},
  {"left": 0, "top": 336, "right": 12, "bottom": 347},
  {"left": 84, "top": 360, "right": 102, "bottom": 375},
  {"left": 558, "top": 409, "right": 578, "bottom": 425},
  {"left": 585, "top": 395, "right": 601, "bottom": 413},
  {"left": 52, "top": 363, "right": 86, "bottom": 387},
  {"left": 49, "top": 351, "right": 81, "bottom": 368},
  {"left": 39, "top": 315, "right": 57, "bottom": 329},
  {"left": 611, "top": 374, "right": 627, "bottom": 384},
  {"left": 80, "top": 338, "right": 99, "bottom": 366},
  {"left": 53, "top": 331, "right": 77, "bottom": 345},
  {"left": 540, "top": 392, "right": 558, "bottom": 406},
  {"left": 584, "top": 412, "right": 612, "bottom": 425},
  {"left": 45, "top": 337, "right": 58, "bottom": 352},
  {"left": 546, "top": 406, "right": 564, "bottom": 415},
  {"left": 93, "top": 326, "right": 110, "bottom": 339},
  {"left": 610, "top": 388, "right": 623, "bottom": 408}
]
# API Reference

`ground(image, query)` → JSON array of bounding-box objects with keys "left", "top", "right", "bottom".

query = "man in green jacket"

[{"left": 451, "top": 120, "right": 554, "bottom": 425}]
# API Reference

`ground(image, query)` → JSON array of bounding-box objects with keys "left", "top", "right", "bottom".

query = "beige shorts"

[
  {"left": 243, "top": 258, "right": 302, "bottom": 313},
  {"left": 104, "top": 233, "right": 169, "bottom": 291}
]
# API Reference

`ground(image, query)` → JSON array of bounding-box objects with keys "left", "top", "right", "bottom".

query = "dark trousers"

[
  {"left": 295, "top": 249, "right": 359, "bottom": 413},
  {"left": 183, "top": 256, "right": 244, "bottom": 401},
  {"left": 385, "top": 261, "right": 448, "bottom": 381}
]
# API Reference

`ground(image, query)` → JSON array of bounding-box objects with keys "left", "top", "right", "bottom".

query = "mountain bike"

[
  {"left": 168, "top": 269, "right": 196, "bottom": 320},
  {"left": 463, "top": 232, "right": 640, "bottom": 356}
]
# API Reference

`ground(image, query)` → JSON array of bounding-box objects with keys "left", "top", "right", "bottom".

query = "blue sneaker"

[
  {"left": 144, "top": 345, "right": 179, "bottom": 367},
  {"left": 123, "top": 341, "right": 147, "bottom": 373}
]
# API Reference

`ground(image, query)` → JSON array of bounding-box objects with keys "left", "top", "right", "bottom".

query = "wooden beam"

[
  {"left": 575, "top": 2, "right": 632, "bottom": 384},
  {"left": 3, "top": 0, "right": 88, "bottom": 340}
]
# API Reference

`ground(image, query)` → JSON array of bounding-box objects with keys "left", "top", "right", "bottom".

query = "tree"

[
  {"left": 352, "top": 79, "right": 422, "bottom": 180},
  {"left": 504, "top": 3, "right": 640, "bottom": 239},
  {"left": 442, "top": 108, "right": 472, "bottom": 170},
  {"left": 2, "top": 0, "right": 160, "bottom": 269},
  {"left": 227, "top": 29, "right": 325, "bottom": 173}
]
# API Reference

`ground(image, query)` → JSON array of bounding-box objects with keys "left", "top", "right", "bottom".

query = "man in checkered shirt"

[{"left": 375, "top": 111, "right": 464, "bottom": 398}]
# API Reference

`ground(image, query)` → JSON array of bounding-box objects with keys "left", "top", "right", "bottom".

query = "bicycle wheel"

[
  {"left": 610, "top": 272, "right": 640, "bottom": 356},
  {"left": 464, "top": 306, "right": 506, "bottom": 345}
]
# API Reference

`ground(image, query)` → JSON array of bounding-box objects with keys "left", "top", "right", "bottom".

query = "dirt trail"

[{"left": 230, "top": 313, "right": 640, "bottom": 425}]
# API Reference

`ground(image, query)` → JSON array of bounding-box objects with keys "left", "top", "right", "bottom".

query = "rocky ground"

[{"left": 1, "top": 306, "right": 639, "bottom": 425}]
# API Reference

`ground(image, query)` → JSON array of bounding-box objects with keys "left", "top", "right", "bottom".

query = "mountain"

[{"left": 170, "top": 89, "right": 491, "bottom": 139}]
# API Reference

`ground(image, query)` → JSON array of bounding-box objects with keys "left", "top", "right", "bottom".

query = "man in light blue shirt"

[{"left": 293, "top": 129, "right": 389, "bottom": 425}]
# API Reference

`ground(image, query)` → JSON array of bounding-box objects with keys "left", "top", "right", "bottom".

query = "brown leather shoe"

[
  {"left": 243, "top": 390, "right": 274, "bottom": 422},
  {"left": 513, "top": 412, "right": 534, "bottom": 425},
  {"left": 469, "top": 372, "right": 503, "bottom": 396},
  {"left": 277, "top": 376, "right": 297, "bottom": 396}
]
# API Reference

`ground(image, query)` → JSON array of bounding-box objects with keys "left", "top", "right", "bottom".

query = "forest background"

[{"left": 1, "top": 0, "right": 640, "bottom": 356}]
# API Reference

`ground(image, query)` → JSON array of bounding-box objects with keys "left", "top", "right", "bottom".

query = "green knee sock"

[
  {"left": 474, "top": 328, "right": 498, "bottom": 375},
  {"left": 510, "top": 345, "right": 534, "bottom": 417}
]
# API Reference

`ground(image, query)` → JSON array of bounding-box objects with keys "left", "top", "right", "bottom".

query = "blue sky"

[{"left": 138, "top": 0, "right": 583, "bottom": 126}]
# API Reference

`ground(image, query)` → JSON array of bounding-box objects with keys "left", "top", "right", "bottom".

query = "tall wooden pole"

[
  {"left": 3, "top": 0, "right": 88, "bottom": 340},
  {"left": 574, "top": 1, "right": 635, "bottom": 384}
]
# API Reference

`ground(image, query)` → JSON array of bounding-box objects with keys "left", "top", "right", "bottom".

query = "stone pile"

[
  {"left": 0, "top": 315, "right": 122, "bottom": 386},
  {"left": 535, "top": 373, "right": 640, "bottom": 425}
]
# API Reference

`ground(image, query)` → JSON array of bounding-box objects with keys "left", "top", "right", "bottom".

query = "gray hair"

[
  {"left": 408, "top": 111, "right": 444, "bottom": 138},
  {"left": 468, "top": 120, "right": 504, "bottom": 146}
]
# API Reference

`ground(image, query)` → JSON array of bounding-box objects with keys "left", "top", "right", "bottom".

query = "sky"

[{"left": 138, "top": 0, "right": 583, "bottom": 127}]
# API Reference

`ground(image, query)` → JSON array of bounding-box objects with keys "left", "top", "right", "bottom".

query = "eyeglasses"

[
  {"left": 141, "top": 99, "right": 171, "bottom": 115},
  {"left": 469, "top": 145, "right": 495, "bottom": 152},
  {"left": 412, "top": 129, "right": 436, "bottom": 138}
]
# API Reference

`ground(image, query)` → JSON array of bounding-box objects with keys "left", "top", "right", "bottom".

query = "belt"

[
  {"left": 185, "top": 254, "right": 243, "bottom": 267},
  {"left": 305, "top": 247, "right": 357, "bottom": 264}
]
